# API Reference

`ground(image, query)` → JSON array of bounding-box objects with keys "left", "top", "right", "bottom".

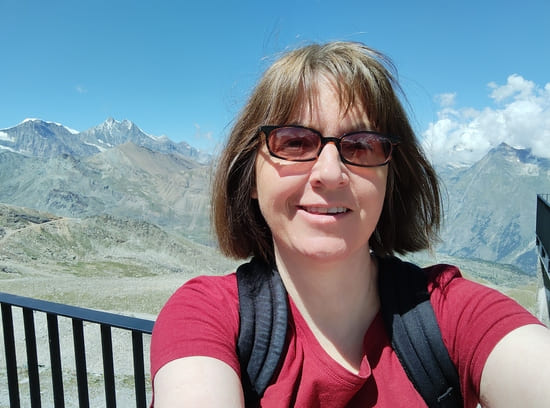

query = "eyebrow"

[{"left": 285, "top": 123, "right": 376, "bottom": 135}]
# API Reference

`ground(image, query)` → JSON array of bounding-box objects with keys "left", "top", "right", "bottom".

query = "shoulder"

[
  {"left": 424, "top": 262, "right": 539, "bottom": 337},
  {"left": 154, "top": 273, "right": 240, "bottom": 326},
  {"left": 424, "top": 263, "right": 538, "bottom": 328},
  {"left": 151, "top": 273, "right": 241, "bottom": 380},
  {"left": 163, "top": 273, "right": 239, "bottom": 307},
  {"left": 423, "top": 263, "right": 541, "bottom": 401},
  {"left": 423, "top": 263, "right": 462, "bottom": 293},
  {"left": 154, "top": 273, "right": 239, "bottom": 330}
]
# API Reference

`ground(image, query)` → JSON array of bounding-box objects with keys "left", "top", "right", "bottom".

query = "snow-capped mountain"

[
  {"left": 0, "top": 119, "right": 98, "bottom": 157},
  {"left": 0, "top": 118, "right": 210, "bottom": 162}
]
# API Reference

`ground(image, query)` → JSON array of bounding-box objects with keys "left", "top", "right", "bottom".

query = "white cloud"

[
  {"left": 76, "top": 85, "right": 87, "bottom": 94},
  {"left": 488, "top": 74, "right": 535, "bottom": 103},
  {"left": 435, "top": 92, "right": 456, "bottom": 108},
  {"left": 422, "top": 75, "right": 550, "bottom": 166}
]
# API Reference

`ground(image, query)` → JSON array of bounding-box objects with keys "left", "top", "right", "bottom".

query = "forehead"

[{"left": 290, "top": 74, "right": 371, "bottom": 130}]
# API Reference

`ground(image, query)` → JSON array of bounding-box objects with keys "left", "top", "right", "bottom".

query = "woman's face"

[{"left": 253, "top": 76, "right": 388, "bottom": 264}]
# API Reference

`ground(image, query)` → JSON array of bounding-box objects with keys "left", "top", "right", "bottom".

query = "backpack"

[{"left": 236, "top": 256, "right": 463, "bottom": 408}]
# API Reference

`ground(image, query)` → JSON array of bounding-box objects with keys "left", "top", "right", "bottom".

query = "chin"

[
  {"left": 275, "top": 235, "right": 370, "bottom": 264},
  {"left": 297, "top": 244, "right": 352, "bottom": 262}
]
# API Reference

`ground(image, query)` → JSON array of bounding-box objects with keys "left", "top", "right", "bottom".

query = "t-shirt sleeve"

[
  {"left": 150, "top": 273, "right": 241, "bottom": 382},
  {"left": 427, "top": 264, "right": 542, "bottom": 404}
]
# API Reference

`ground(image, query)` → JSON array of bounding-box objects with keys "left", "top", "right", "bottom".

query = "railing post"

[
  {"left": 23, "top": 308, "right": 41, "bottom": 407},
  {"left": 72, "top": 319, "right": 90, "bottom": 408},
  {"left": 101, "top": 324, "right": 117, "bottom": 407},
  {"left": 536, "top": 194, "right": 550, "bottom": 322},
  {"left": 2, "top": 303, "right": 21, "bottom": 408},
  {"left": 47, "top": 313, "right": 65, "bottom": 407},
  {"left": 132, "top": 331, "right": 147, "bottom": 408}
]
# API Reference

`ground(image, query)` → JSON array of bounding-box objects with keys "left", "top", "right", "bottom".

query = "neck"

[
  {"left": 276, "top": 248, "right": 377, "bottom": 304},
  {"left": 274, "top": 246, "right": 380, "bottom": 371}
]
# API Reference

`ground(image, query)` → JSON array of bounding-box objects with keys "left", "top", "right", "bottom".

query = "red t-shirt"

[{"left": 150, "top": 264, "right": 541, "bottom": 407}]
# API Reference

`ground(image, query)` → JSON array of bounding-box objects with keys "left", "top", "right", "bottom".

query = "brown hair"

[{"left": 211, "top": 41, "right": 441, "bottom": 263}]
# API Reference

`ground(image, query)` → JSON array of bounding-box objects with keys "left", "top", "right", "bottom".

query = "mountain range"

[
  {"left": 0, "top": 118, "right": 211, "bottom": 163},
  {"left": 1, "top": 118, "right": 549, "bottom": 277}
]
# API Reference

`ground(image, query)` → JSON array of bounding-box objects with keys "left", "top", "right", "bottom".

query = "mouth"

[{"left": 300, "top": 206, "right": 350, "bottom": 215}]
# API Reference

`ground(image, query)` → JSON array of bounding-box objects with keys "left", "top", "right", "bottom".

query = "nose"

[{"left": 309, "top": 142, "right": 348, "bottom": 188}]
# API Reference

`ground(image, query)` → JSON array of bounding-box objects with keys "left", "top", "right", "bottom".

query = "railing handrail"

[{"left": 0, "top": 291, "right": 154, "bottom": 333}]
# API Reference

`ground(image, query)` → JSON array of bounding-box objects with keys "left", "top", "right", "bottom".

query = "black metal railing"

[
  {"left": 0, "top": 292, "right": 154, "bottom": 408},
  {"left": 536, "top": 194, "right": 550, "bottom": 318}
]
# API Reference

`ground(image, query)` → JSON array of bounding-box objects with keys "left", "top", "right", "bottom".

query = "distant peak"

[
  {"left": 21, "top": 118, "right": 43, "bottom": 124},
  {"left": 121, "top": 119, "right": 134, "bottom": 129},
  {"left": 491, "top": 142, "right": 525, "bottom": 154},
  {"left": 99, "top": 118, "right": 120, "bottom": 131},
  {"left": 489, "top": 142, "right": 510, "bottom": 154},
  {"left": 486, "top": 141, "right": 537, "bottom": 165},
  {"left": 18, "top": 118, "right": 79, "bottom": 134},
  {"left": 103, "top": 117, "right": 118, "bottom": 126},
  {"left": 496, "top": 142, "right": 513, "bottom": 149},
  {"left": 101, "top": 117, "right": 134, "bottom": 129}
]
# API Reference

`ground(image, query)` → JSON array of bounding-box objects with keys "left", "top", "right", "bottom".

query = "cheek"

[
  {"left": 360, "top": 168, "right": 388, "bottom": 214},
  {"left": 360, "top": 166, "right": 388, "bottom": 196},
  {"left": 253, "top": 152, "right": 285, "bottom": 204}
]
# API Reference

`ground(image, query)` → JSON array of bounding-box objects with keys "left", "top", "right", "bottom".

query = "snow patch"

[
  {"left": 518, "top": 162, "right": 540, "bottom": 176},
  {"left": 64, "top": 125, "right": 80, "bottom": 135},
  {"left": 0, "top": 144, "right": 17, "bottom": 152},
  {"left": 82, "top": 141, "right": 106, "bottom": 151},
  {"left": 22, "top": 118, "right": 41, "bottom": 124},
  {"left": 97, "top": 139, "right": 113, "bottom": 147},
  {"left": 20, "top": 118, "right": 79, "bottom": 134},
  {"left": 0, "top": 131, "right": 14, "bottom": 142}
]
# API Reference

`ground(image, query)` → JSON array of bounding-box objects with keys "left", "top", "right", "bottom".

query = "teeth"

[{"left": 305, "top": 207, "right": 348, "bottom": 214}]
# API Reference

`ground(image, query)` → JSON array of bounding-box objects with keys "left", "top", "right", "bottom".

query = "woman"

[{"left": 151, "top": 42, "right": 550, "bottom": 407}]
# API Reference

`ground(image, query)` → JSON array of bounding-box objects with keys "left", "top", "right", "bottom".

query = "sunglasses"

[{"left": 258, "top": 125, "right": 398, "bottom": 167}]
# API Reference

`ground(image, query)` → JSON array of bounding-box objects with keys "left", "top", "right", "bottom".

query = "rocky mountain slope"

[
  {"left": 437, "top": 143, "right": 550, "bottom": 275},
  {"left": 0, "top": 203, "right": 236, "bottom": 278},
  {"left": 0, "top": 141, "right": 213, "bottom": 244}
]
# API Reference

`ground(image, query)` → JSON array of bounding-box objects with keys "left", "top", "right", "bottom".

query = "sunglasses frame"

[{"left": 258, "top": 125, "right": 398, "bottom": 168}]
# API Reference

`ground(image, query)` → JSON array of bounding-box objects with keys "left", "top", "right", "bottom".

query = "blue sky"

[{"left": 1, "top": 0, "right": 549, "bottom": 163}]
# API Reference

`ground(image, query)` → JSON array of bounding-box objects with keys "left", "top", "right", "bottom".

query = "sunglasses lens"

[
  {"left": 262, "top": 126, "right": 394, "bottom": 167},
  {"left": 267, "top": 127, "right": 320, "bottom": 161},
  {"left": 340, "top": 133, "right": 392, "bottom": 166}
]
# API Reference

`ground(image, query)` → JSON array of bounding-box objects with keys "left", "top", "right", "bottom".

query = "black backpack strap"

[
  {"left": 236, "top": 257, "right": 288, "bottom": 407},
  {"left": 377, "top": 256, "right": 463, "bottom": 408}
]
